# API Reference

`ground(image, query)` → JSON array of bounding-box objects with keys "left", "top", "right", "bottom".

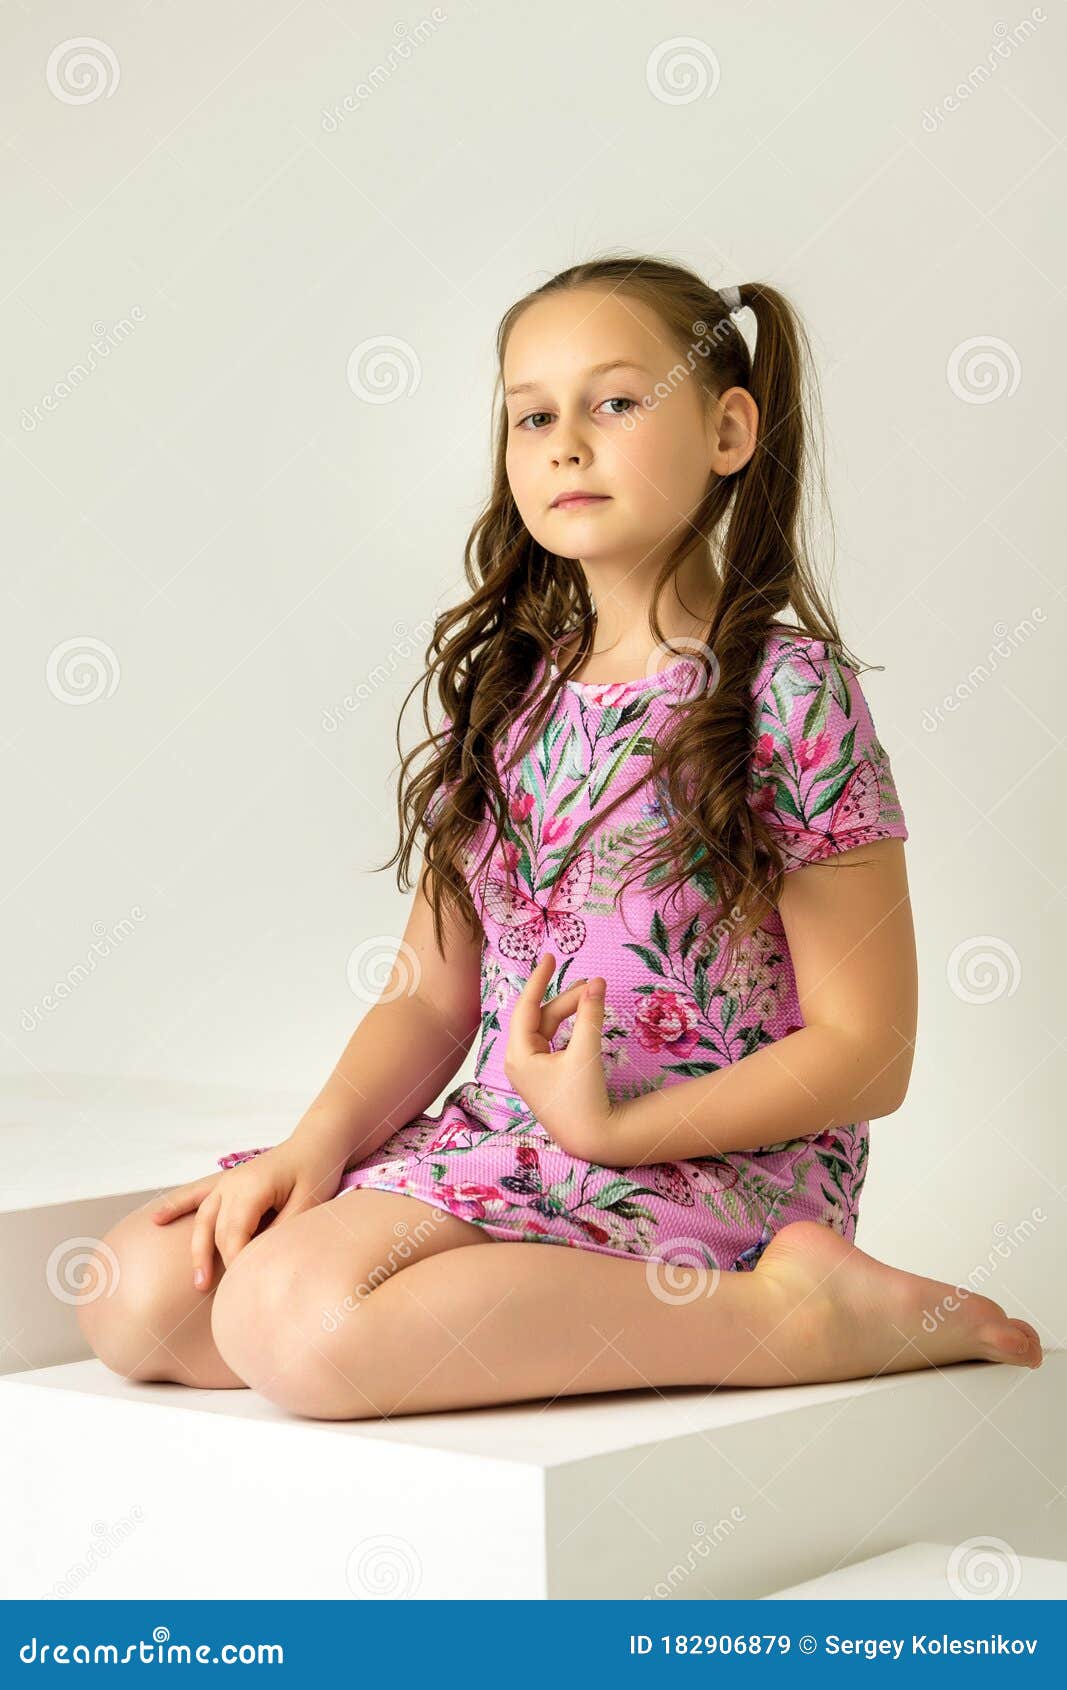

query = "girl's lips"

[{"left": 552, "top": 495, "right": 610, "bottom": 509}]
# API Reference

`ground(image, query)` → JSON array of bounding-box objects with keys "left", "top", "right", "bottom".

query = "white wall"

[{"left": 2, "top": 2, "right": 1062, "bottom": 1324}]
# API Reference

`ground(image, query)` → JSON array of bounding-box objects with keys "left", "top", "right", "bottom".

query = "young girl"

[{"left": 79, "top": 255, "right": 1043, "bottom": 1419}]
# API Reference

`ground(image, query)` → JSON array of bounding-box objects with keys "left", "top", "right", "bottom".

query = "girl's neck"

[{"left": 569, "top": 542, "right": 720, "bottom": 675}]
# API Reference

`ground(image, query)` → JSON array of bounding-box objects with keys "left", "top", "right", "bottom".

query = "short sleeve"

[{"left": 748, "top": 639, "right": 908, "bottom": 869}]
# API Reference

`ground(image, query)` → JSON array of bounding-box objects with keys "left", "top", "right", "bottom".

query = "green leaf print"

[
  {"left": 590, "top": 1176, "right": 659, "bottom": 1211},
  {"left": 679, "top": 913, "right": 704, "bottom": 963},
  {"left": 591, "top": 817, "right": 664, "bottom": 896},
  {"left": 691, "top": 867, "right": 719, "bottom": 902},
  {"left": 622, "top": 942, "right": 667, "bottom": 977},
  {"left": 554, "top": 781, "right": 587, "bottom": 818},
  {"left": 810, "top": 724, "right": 856, "bottom": 790},
  {"left": 610, "top": 1199, "right": 658, "bottom": 1221},
  {"left": 801, "top": 674, "right": 831, "bottom": 742},
  {"left": 589, "top": 727, "right": 646, "bottom": 807},
  {"left": 806, "top": 765, "right": 855, "bottom": 821},
  {"left": 817, "top": 1153, "right": 852, "bottom": 1198},
  {"left": 826, "top": 649, "right": 853, "bottom": 715},
  {"left": 547, "top": 1169, "right": 577, "bottom": 1201},
  {"left": 770, "top": 666, "right": 815, "bottom": 728},
  {"left": 650, "top": 908, "right": 670, "bottom": 957},
  {"left": 766, "top": 778, "right": 803, "bottom": 822},
  {"left": 737, "top": 1024, "right": 773, "bottom": 1058},
  {"left": 521, "top": 749, "right": 543, "bottom": 805}
]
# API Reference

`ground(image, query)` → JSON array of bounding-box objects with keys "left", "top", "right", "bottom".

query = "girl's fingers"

[
  {"left": 215, "top": 1201, "right": 268, "bottom": 1269},
  {"left": 563, "top": 977, "right": 606, "bottom": 1065},
  {"left": 508, "top": 952, "right": 556, "bottom": 1056},
  {"left": 190, "top": 1187, "right": 223, "bottom": 1291},
  {"left": 272, "top": 1184, "right": 313, "bottom": 1226},
  {"left": 540, "top": 979, "right": 591, "bottom": 1040},
  {"left": 149, "top": 1177, "right": 219, "bottom": 1225}
]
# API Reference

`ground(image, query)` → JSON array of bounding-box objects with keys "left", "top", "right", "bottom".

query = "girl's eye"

[{"left": 514, "top": 396, "right": 637, "bottom": 431}]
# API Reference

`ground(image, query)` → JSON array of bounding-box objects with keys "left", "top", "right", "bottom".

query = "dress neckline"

[
  {"left": 540, "top": 624, "right": 804, "bottom": 706},
  {"left": 543, "top": 646, "right": 704, "bottom": 703}
]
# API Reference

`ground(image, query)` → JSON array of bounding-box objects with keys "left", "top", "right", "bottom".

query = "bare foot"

[{"left": 751, "top": 1220, "right": 1045, "bottom": 1385}]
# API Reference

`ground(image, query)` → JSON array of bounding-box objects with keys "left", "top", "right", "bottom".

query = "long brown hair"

[{"left": 379, "top": 253, "right": 871, "bottom": 965}]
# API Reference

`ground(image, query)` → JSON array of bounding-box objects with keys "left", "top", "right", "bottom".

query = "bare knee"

[
  {"left": 210, "top": 1227, "right": 381, "bottom": 1418},
  {"left": 75, "top": 1204, "right": 195, "bottom": 1382}
]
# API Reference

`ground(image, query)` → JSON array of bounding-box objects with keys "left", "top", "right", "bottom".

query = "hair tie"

[{"left": 720, "top": 284, "right": 744, "bottom": 314}]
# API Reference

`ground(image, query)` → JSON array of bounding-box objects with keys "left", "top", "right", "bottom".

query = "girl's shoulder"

[{"left": 751, "top": 624, "right": 835, "bottom": 696}]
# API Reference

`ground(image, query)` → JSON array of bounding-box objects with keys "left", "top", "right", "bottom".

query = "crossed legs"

[{"left": 78, "top": 1181, "right": 1044, "bottom": 1421}]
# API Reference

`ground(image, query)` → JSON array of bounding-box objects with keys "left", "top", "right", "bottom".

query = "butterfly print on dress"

[{"left": 481, "top": 847, "right": 595, "bottom": 966}]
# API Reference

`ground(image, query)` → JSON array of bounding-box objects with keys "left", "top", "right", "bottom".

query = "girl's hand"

[
  {"left": 504, "top": 952, "right": 620, "bottom": 1163},
  {"left": 148, "top": 1140, "right": 343, "bottom": 1293}
]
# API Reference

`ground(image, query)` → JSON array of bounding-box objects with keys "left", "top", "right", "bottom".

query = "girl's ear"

[{"left": 709, "top": 386, "right": 759, "bottom": 477}]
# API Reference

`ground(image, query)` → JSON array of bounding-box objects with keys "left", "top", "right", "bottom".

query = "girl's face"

[{"left": 502, "top": 287, "right": 732, "bottom": 569}]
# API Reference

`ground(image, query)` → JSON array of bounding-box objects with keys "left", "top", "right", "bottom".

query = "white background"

[{"left": 2, "top": 1, "right": 1062, "bottom": 1321}]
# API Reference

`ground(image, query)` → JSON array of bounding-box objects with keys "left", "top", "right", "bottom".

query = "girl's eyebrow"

[{"left": 504, "top": 359, "right": 651, "bottom": 400}]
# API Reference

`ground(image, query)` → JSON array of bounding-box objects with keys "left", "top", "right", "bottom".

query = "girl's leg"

[
  {"left": 76, "top": 1194, "right": 249, "bottom": 1388},
  {"left": 78, "top": 1184, "right": 488, "bottom": 1390},
  {"left": 215, "top": 1217, "right": 1043, "bottom": 1421}
]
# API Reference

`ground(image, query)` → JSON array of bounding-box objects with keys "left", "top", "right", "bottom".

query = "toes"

[
  {"left": 981, "top": 1321, "right": 1041, "bottom": 1366},
  {"left": 1007, "top": 1319, "right": 1043, "bottom": 1364},
  {"left": 1014, "top": 1320, "right": 1044, "bottom": 1365}
]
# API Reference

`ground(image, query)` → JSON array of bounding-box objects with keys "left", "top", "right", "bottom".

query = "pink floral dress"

[{"left": 219, "top": 632, "right": 908, "bottom": 1272}]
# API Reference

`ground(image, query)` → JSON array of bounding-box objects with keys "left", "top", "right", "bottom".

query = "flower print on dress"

[
  {"left": 550, "top": 995, "right": 632, "bottom": 1072},
  {"left": 219, "top": 634, "right": 908, "bottom": 1269},
  {"left": 621, "top": 907, "right": 784, "bottom": 1081},
  {"left": 633, "top": 988, "right": 701, "bottom": 1060},
  {"left": 749, "top": 639, "right": 907, "bottom": 870}
]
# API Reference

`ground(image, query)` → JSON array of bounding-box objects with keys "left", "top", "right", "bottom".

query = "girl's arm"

[
  {"left": 611, "top": 837, "right": 918, "bottom": 1166},
  {"left": 288, "top": 865, "right": 484, "bottom": 1175}
]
